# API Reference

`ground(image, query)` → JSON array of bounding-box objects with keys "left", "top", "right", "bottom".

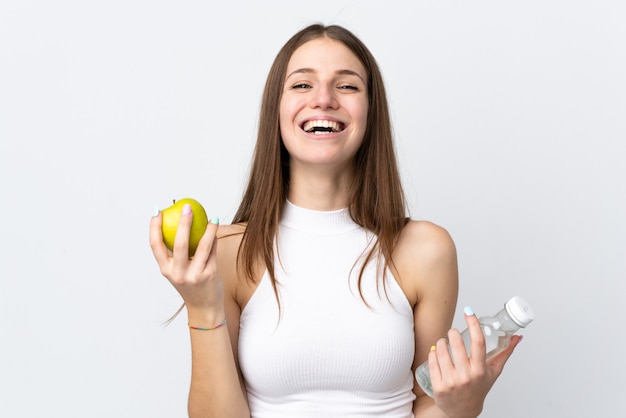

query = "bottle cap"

[{"left": 505, "top": 296, "right": 535, "bottom": 327}]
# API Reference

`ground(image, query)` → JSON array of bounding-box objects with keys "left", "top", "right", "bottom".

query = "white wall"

[{"left": 1, "top": 1, "right": 624, "bottom": 416}]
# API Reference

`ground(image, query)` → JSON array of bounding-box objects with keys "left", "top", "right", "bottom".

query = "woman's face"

[{"left": 279, "top": 37, "right": 369, "bottom": 172}]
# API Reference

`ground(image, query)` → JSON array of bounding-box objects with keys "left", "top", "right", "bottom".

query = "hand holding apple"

[
  {"left": 150, "top": 197, "right": 225, "bottom": 315},
  {"left": 161, "top": 198, "right": 209, "bottom": 258}
]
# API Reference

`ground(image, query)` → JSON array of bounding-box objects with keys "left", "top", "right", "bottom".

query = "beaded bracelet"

[{"left": 188, "top": 318, "right": 227, "bottom": 331}]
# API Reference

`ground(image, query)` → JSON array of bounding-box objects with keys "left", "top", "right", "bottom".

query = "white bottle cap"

[{"left": 505, "top": 296, "right": 535, "bottom": 327}]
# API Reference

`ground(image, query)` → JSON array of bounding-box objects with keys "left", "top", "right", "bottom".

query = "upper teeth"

[{"left": 303, "top": 120, "right": 343, "bottom": 133}]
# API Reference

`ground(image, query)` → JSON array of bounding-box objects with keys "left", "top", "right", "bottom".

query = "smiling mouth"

[{"left": 302, "top": 120, "right": 345, "bottom": 134}]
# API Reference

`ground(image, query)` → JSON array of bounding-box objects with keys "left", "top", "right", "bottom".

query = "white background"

[{"left": 1, "top": 1, "right": 624, "bottom": 417}]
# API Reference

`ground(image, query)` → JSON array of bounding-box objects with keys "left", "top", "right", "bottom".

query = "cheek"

[
  {"left": 279, "top": 98, "right": 298, "bottom": 130},
  {"left": 352, "top": 101, "right": 369, "bottom": 135},
  {"left": 361, "top": 99, "right": 369, "bottom": 121},
  {"left": 278, "top": 104, "right": 300, "bottom": 149},
  {"left": 346, "top": 96, "right": 368, "bottom": 119}
]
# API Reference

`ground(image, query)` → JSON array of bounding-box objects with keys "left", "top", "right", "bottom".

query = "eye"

[
  {"left": 338, "top": 84, "right": 359, "bottom": 91},
  {"left": 291, "top": 83, "right": 312, "bottom": 90}
]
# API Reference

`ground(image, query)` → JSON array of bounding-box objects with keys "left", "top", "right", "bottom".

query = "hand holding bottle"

[{"left": 417, "top": 297, "right": 534, "bottom": 417}]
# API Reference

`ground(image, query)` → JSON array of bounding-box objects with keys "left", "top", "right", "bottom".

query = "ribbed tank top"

[{"left": 238, "top": 201, "right": 416, "bottom": 417}]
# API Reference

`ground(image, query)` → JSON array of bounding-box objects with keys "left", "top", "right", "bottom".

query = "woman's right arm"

[{"left": 149, "top": 207, "right": 250, "bottom": 418}]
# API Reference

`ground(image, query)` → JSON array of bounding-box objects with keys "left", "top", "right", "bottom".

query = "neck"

[{"left": 287, "top": 163, "right": 352, "bottom": 211}]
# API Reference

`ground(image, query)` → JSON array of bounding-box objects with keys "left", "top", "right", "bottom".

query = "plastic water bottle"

[{"left": 415, "top": 296, "right": 535, "bottom": 397}]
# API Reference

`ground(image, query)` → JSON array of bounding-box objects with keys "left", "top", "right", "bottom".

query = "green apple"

[{"left": 161, "top": 198, "right": 209, "bottom": 257}]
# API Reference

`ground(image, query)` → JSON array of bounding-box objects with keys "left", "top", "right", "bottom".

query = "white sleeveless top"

[{"left": 238, "top": 201, "right": 416, "bottom": 417}]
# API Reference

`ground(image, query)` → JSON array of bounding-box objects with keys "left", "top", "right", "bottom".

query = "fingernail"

[
  {"left": 517, "top": 335, "right": 524, "bottom": 345},
  {"left": 464, "top": 306, "right": 475, "bottom": 316},
  {"left": 182, "top": 204, "right": 192, "bottom": 215},
  {"left": 152, "top": 205, "right": 160, "bottom": 217},
  {"left": 430, "top": 345, "right": 436, "bottom": 352},
  {"left": 210, "top": 217, "right": 220, "bottom": 225}
]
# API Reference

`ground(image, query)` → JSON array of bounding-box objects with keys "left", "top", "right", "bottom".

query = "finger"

[
  {"left": 464, "top": 307, "right": 487, "bottom": 366},
  {"left": 203, "top": 228, "right": 219, "bottom": 277},
  {"left": 149, "top": 210, "right": 171, "bottom": 267},
  {"left": 447, "top": 326, "right": 469, "bottom": 370},
  {"left": 207, "top": 220, "right": 219, "bottom": 263},
  {"left": 191, "top": 217, "right": 219, "bottom": 267},
  {"left": 172, "top": 203, "right": 193, "bottom": 264},
  {"left": 434, "top": 336, "right": 455, "bottom": 380},
  {"left": 427, "top": 344, "right": 442, "bottom": 386}
]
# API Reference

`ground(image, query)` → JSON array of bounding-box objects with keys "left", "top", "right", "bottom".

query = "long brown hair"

[{"left": 232, "top": 24, "right": 408, "bottom": 304}]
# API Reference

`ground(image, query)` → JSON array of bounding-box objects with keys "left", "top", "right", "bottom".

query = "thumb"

[{"left": 486, "top": 335, "right": 523, "bottom": 378}]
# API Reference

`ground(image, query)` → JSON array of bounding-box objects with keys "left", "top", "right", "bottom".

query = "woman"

[{"left": 150, "top": 24, "right": 521, "bottom": 418}]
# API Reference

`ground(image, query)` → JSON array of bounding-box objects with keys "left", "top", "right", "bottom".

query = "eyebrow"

[{"left": 285, "top": 68, "right": 367, "bottom": 84}]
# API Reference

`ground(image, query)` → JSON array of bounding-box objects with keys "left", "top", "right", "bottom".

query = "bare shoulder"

[
  {"left": 215, "top": 222, "right": 245, "bottom": 267},
  {"left": 217, "top": 222, "right": 246, "bottom": 241},
  {"left": 392, "top": 220, "right": 458, "bottom": 306},
  {"left": 215, "top": 223, "right": 245, "bottom": 291},
  {"left": 215, "top": 223, "right": 261, "bottom": 310},
  {"left": 215, "top": 221, "right": 243, "bottom": 248},
  {"left": 395, "top": 220, "right": 457, "bottom": 267}
]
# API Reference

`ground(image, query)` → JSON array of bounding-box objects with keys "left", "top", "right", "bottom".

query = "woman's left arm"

[{"left": 394, "top": 221, "right": 520, "bottom": 418}]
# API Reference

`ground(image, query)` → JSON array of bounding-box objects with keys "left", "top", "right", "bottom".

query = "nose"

[{"left": 310, "top": 84, "right": 338, "bottom": 110}]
